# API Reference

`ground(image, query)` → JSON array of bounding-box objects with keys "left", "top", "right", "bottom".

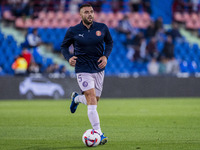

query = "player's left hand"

[{"left": 98, "top": 56, "right": 107, "bottom": 69}]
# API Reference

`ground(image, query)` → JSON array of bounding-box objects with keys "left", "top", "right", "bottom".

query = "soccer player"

[{"left": 61, "top": 3, "right": 113, "bottom": 145}]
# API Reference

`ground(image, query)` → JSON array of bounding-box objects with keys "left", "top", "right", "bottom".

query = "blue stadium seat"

[
  {"left": 60, "top": 28, "right": 67, "bottom": 35},
  {"left": 15, "top": 47, "right": 22, "bottom": 56},
  {"left": 2, "top": 63, "right": 12, "bottom": 74},
  {"left": 192, "top": 43, "right": 199, "bottom": 50},
  {"left": 46, "top": 58, "right": 53, "bottom": 66},
  {"left": 40, "top": 32, "right": 47, "bottom": 43},
  {"left": 179, "top": 49, "right": 187, "bottom": 59},
  {"left": 7, "top": 56, "right": 14, "bottom": 64},
  {"left": 132, "top": 68, "right": 139, "bottom": 73},
  {"left": 119, "top": 33, "right": 126, "bottom": 42},
  {"left": 112, "top": 34, "right": 118, "bottom": 41},
  {"left": 180, "top": 61, "right": 189, "bottom": 73},
  {"left": 27, "top": 28, "right": 33, "bottom": 33},
  {"left": 174, "top": 43, "right": 181, "bottom": 54},
  {"left": 5, "top": 47, "right": 13, "bottom": 57},
  {"left": 188, "top": 61, "right": 198, "bottom": 73},
  {"left": 10, "top": 42, "right": 18, "bottom": 50},
  {"left": 0, "top": 55, "right": 7, "bottom": 65},
  {"left": 1, "top": 40, "right": 9, "bottom": 51},
  {"left": 6, "top": 35, "right": 15, "bottom": 44},
  {"left": 37, "top": 28, "right": 45, "bottom": 37},
  {"left": 0, "top": 46, "right": 3, "bottom": 53},
  {"left": 53, "top": 42, "right": 61, "bottom": 52},
  {"left": 0, "top": 57, "right": 4, "bottom": 66},
  {"left": 0, "top": 34, "right": 4, "bottom": 45},
  {"left": 191, "top": 43, "right": 200, "bottom": 56},
  {"left": 101, "top": 1, "right": 112, "bottom": 13},
  {"left": 33, "top": 48, "right": 43, "bottom": 64},
  {"left": 157, "top": 41, "right": 164, "bottom": 52},
  {"left": 123, "top": 0, "right": 130, "bottom": 12},
  {"left": 182, "top": 54, "right": 192, "bottom": 62},
  {"left": 182, "top": 42, "right": 190, "bottom": 52},
  {"left": 40, "top": 28, "right": 51, "bottom": 43}
]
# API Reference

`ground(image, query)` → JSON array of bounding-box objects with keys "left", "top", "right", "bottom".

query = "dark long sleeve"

[
  {"left": 60, "top": 28, "right": 74, "bottom": 62},
  {"left": 104, "top": 26, "right": 113, "bottom": 58}
]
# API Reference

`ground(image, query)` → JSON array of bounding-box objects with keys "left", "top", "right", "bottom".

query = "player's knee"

[
  {"left": 87, "top": 96, "right": 97, "bottom": 105},
  {"left": 84, "top": 90, "right": 97, "bottom": 105}
]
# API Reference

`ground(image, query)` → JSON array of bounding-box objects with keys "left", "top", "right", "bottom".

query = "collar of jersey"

[{"left": 80, "top": 21, "right": 95, "bottom": 30}]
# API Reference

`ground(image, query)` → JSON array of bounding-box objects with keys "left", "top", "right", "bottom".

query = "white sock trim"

[{"left": 75, "top": 95, "right": 87, "bottom": 105}]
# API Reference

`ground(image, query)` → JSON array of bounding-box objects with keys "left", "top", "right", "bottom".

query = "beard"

[{"left": 83, "top": 16, "right": 93, "bottom": 25}]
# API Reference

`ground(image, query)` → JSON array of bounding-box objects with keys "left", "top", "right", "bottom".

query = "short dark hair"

[{"left": 79, "top": 3, "right": 93, "bottom": 11}]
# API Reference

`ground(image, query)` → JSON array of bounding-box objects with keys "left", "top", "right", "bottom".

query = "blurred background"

[{"left": 0, "top": 0, "right": 200, "bottom": 99}]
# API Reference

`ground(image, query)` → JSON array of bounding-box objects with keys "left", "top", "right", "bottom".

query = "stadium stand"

[
  {"left": 0, "top": 0, "right": 200, "bottom": 76},
  {"left": 174, "top": 12, "right": 200, "bottom": 30}
]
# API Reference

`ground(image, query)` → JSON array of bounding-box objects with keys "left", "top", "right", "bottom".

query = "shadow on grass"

[{"left": 21, "top": 146, "right": 88, "bottom": 150}]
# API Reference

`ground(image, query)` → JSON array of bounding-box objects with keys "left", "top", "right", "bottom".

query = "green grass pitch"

[{"left": 0, "top": 98, "right": 200, "bottom": 150}]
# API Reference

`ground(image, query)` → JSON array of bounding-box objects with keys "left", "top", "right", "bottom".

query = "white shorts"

[{"left": 76, "top": 71, "right": 104, "bottom": 97}]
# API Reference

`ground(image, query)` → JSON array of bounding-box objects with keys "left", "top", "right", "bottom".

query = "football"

[{"left": 82, "top": 129, "right": 101, "bottom": 147}]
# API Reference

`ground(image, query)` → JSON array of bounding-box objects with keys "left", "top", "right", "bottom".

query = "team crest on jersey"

[
  {"left": 83, "top": 81, "right": 88, "bottom": 87},
  {"left": 96, "top": 31, "right": 101, "bottom": 36}
]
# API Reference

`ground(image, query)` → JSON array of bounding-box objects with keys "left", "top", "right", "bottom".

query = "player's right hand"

[{"left": 69, "top": 56, "right": 77, "bottom": 67}]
